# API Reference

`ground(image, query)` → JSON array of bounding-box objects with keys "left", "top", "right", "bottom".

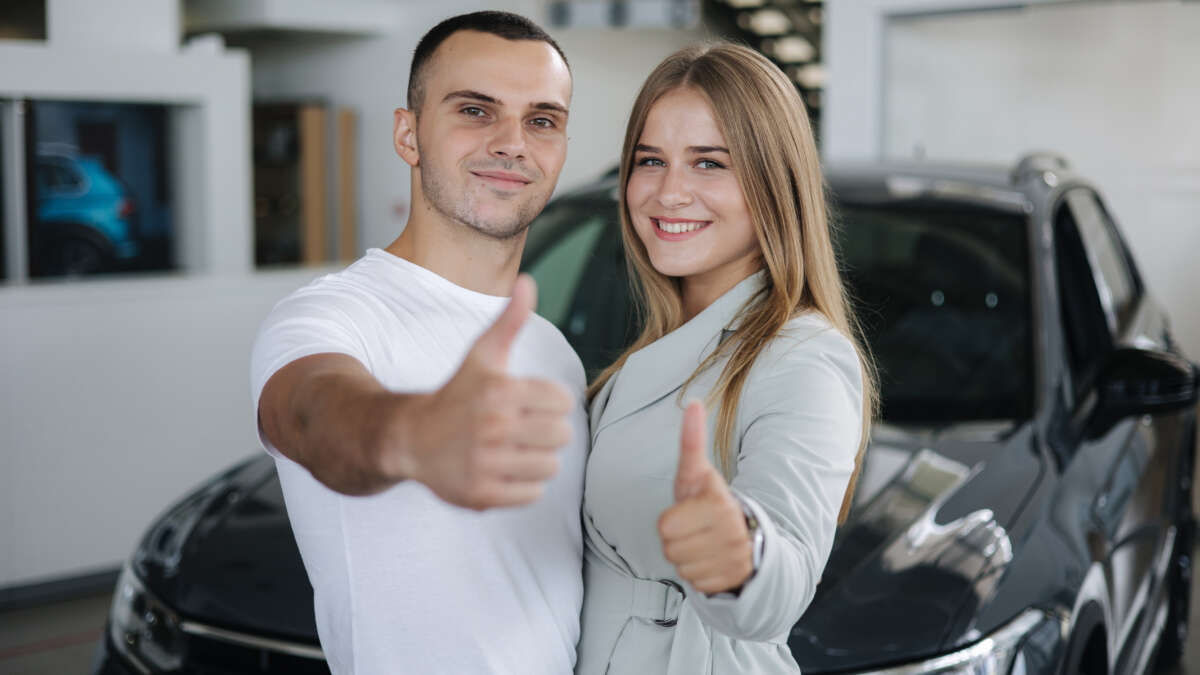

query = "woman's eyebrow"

[{"left": 633, "top": 144, "right": 730, "bottom": 154}]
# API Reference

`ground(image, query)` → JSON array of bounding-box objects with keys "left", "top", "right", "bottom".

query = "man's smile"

[{"left": 471, "top": 170, "right": 533, "bottom": 189}]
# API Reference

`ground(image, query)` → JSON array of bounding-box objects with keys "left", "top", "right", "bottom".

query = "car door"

[{"left": 1054, "top": 188, "right": 1167, "bottom": 668}]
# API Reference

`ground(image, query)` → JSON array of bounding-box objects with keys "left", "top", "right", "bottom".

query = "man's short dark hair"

[{"left": 407, "top": 11, "right": 569, "bottom": 114}]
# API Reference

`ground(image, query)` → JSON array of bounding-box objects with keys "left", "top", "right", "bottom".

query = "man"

[{"left": 250, "top": 12, "right": 584, "bottom": 674}]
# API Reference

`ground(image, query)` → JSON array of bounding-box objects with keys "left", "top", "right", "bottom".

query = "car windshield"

[
  {"left": 521, "top": 190, "right": 1033, "bottom": 425},
  {"left": 835, "top": 203, "right": 1033, "bottom": 423}
]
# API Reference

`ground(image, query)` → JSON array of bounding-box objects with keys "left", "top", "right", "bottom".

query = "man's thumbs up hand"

[
  {"left": 658, "top": 401, "right": 755, "bottom": 595},
  {"left": 380, "top": 275, "right": 574, "bottom": 511}
]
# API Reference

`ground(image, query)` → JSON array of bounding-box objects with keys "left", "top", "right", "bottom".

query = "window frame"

[
  {"left": 1052, "top": 190, "right": 1118, "bottom": 405},
  {"left": 1062, "top": 188, "right": 1142, "bottom": 335}
]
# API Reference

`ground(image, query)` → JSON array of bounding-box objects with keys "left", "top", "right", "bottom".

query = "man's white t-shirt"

[{"left": 249, "top": 248, "right": 587, "bottom": 675}]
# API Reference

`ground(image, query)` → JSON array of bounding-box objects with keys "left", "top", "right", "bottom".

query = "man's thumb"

[
  {"left": 674, "top": 400, "right": 713, "bottom": 501},
  {"left": 472, "top": 274, "right": 536, "bottom": 370}
]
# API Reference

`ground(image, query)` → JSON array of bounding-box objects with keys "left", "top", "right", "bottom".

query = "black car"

[{"left": 95, "top": 154, "right": 1198, "bottom": 675}]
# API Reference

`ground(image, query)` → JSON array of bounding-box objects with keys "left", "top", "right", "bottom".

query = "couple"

[{"left": 251, "top": 10, "right": 875, "bottom": 675}]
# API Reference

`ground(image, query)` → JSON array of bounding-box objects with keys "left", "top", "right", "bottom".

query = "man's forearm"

[{"left": 274, "top": 370, "right": 419, "bottom": 496}]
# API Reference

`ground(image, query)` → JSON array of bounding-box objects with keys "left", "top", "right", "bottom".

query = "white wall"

[
  {"left": 48, "top": 0, "right": 179, "bottom": 53},
  {"left": 250, "top": 4, "right": 703, "bottom": 250},
  {"left": 2, "top": 1, "right": 704, "bottom": 590},
  {"left": 825, "top": 0, "right": 1200, "bottom": 360},
  {"left": 0, "top": 270, "right": 330, "bottom": 587},
  {"left": 0, "top": 1, "right": 324, "bottom": 589}
]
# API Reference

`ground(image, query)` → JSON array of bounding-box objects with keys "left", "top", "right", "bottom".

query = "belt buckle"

[{"left": 653, "top": 578, "right": 686, "bottom": 627}]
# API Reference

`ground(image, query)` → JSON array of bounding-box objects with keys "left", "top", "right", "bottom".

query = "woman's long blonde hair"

[{"left": 588, "top": 43, "right": 878, "bottom": 523}]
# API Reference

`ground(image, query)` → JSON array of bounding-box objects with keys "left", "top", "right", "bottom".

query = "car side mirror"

[{"left": 1089, "top": 347, "right": 1199, "bottom": 437}]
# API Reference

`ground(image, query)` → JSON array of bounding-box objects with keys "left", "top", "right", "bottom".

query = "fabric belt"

[{"left": 628, "top": 577, "right": 687, "bottom": 627}]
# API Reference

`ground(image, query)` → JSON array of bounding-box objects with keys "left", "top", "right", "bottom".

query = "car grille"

[{"left": 185, "top": 633, "right": 330, "bottom": 675}]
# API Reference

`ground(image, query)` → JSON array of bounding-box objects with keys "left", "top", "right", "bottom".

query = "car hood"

[
  {"left": 790, "top": 420, "right": 1046, "bottom": 672},
  {"left": 132, "top": 422, "right": 1046, "bottom": 664},
  {"left": 132, "top": 454, "right": 318, "bottom": 644}
]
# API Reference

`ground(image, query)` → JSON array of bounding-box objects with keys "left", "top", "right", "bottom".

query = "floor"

[
  {"left": 1, "top": 569, "right": 1199, "bottom": 674},
  {"left": 0, "top": 591, "right": 110, "bottom": 675}
]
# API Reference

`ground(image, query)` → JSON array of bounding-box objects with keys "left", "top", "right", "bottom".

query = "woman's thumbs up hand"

[{"left": 657, "top": 401, "right": 754, "bottom": 595}]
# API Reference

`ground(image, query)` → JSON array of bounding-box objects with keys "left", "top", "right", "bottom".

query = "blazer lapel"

[{"left": 593, "top": 272, "right": 766, "bottom": 438}]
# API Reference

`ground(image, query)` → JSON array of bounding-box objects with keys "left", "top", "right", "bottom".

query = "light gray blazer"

[{"left": 575, "top": 273, "right": 865, "bottom": 675}]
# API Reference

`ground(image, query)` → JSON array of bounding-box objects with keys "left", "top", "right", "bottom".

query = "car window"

[
  {"left": 1053, "top": 198, "right": 1113, "bottom": 404},
  {"left": 39, "top": 159, "right": 83, "bottom": 192},
  {"left": 1064, "top": 190, "right": 1137, "bottom": 333},
  {"left": 836, "top": 204, "right": 1032, "bottom": 423},
  {"left": 520, "top": 190, "right": 634, "bottom": 376},
  {"left": 525, "top": 215, "right": 606, "bottom": 326}
]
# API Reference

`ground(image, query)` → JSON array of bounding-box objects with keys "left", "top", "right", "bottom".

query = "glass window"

[
  {"left": 253, "top": 103, "right": 358, "bottom": 267},
  {"left": 0, "top": 0, "right": 46, "bottom": 41},
  {"left": 1053, "top": 200, "right": 1113, "bottom": 403},
  {"left": 26, "top": 100, "right": 175, "bottom": 278},
  {"left": 1064, "top": 190, "right": 1137, "bottom": 333},
  {"left": 835, "top": 204, "right": 1033, "bottom": 423},
  {"left": 520, "top": 191, "right": 632, "bottom": 376},
  {"left": 525, "top": 215, "right": 606, "bottom": 326}
]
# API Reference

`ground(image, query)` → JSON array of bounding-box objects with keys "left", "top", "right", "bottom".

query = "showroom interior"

[{"left": 2, "top": 0, "right": 1199, "bottom": 673}]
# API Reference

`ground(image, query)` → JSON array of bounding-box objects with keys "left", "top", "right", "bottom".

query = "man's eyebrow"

[
  {"left": 633, "top": 144, "right": 730, "bottom": 154},
  {"left": 532, "top": 101, "right": 569, "bottom": 116},
  {"left": 443, "top": 90, "right": 500, "bottom": 105},
  {"left": 443, "top": 90, "right": 568, "bottom": 116}
]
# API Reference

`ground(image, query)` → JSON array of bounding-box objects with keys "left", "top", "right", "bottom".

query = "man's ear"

[{"left": 393, "top": 107, "right": 419, "bottom": 167}]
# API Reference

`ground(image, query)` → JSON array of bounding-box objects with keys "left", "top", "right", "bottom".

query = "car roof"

[{"left": 565, "top": 155, "right": 1087, "bottom": 216}]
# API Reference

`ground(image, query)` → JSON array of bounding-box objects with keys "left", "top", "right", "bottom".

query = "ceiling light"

[
  {"left": 769, "top": 35, "right": 815, "bottom": 62},
  {"left": 738, "top": 8, "right": 791, "bottom": 35},
  {"left": 791, "top": 64, "right": 825, "bottom": 89}
]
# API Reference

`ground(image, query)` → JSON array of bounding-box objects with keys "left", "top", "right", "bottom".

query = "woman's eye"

[
  {"left": 635, "top": 157, "right": 665, "bottom": 167},
  {"left": 697, "top": 158, "right": 725, "bottom": 169}
]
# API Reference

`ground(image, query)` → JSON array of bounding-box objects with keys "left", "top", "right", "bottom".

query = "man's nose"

[
  {"left": 488, "top": 116, "right": 527, "bottom": 160},
  {"left": 656, "top": 165, "right": 693, "bottom": 208}
]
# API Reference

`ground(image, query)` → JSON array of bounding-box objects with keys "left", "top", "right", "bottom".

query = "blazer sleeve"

[{"left": 686, "top": 324, "right": 864, "bottom": 641}]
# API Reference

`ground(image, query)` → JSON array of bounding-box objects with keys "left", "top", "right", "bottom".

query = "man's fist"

[
  {"left": 378, "top": 275, "right": 574, "bottom": 510},
  {"left": 657, "top": 401, "right": 754, "bottom": 594}
]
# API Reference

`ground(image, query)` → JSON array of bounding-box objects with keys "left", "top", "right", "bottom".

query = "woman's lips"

[{"left": 652, "top": 217, "right": 710, "bottom": 241}]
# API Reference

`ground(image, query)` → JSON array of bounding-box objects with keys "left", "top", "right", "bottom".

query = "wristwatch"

[{"left": 735, "top": 494, "right": 765, "bottom": 580}]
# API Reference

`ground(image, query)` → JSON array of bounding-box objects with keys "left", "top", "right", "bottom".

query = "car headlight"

[
  {"left": 108, "top": 562, "right": 184, "bottom": 673},
  {"left": 857, "top": 609, "right": 1052, "bottom": 675}
]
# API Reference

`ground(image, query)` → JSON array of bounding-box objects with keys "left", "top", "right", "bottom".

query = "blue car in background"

[{"left": 34, "top": 151, "right": 139, "bottom": 276}]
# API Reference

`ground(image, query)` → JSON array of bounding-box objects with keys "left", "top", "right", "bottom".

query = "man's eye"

[
  {"left": 529, "top": 117, "right": 556, "bottom": 128},
  {"left": 461, "top": 106, "right": 486, "bottom": 117}
]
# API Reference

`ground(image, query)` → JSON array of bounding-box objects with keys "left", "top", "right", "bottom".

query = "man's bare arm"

[
  {"left": 256, "top": 276, "right": 575, "bottom": 509},
  {"left": 259, "top": 353, "right": 408, "bottom": 496}
]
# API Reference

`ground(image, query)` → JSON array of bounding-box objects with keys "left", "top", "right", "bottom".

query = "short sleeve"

[{"left": 249, "top": 281, "right": 371, "bottom": 458}]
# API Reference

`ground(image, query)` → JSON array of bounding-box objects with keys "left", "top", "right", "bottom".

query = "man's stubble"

[{"left": 418, "top": 142, "right": 550, "bottom": 242}]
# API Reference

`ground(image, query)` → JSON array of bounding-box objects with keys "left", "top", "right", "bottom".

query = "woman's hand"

[{"left": 657, "top": 401, "right": 754, "bottom": 595}]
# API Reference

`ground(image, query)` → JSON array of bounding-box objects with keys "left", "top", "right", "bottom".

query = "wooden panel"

[
  {"left": 336, "top": 107, "right": 358, "bottom": 261},
  {"left": 298, "top": 105, "right": 327, "bottom": 265}
]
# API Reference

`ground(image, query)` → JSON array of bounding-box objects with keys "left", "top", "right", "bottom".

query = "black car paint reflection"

[{"left": 95, "top": 158, "right": 1198, "bottom": 675}]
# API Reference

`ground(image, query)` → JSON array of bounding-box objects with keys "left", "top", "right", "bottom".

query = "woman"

[{"left": 576, "top": 43, "right": 877, "bottom": 674}]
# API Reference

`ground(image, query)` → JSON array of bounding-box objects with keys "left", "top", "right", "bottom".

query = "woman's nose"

[{"left": 656, "top": 166, "right": 693, "bottom": 208}]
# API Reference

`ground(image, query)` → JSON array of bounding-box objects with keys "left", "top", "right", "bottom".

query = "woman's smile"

[{"left": 652, "top": 217, "right": 711, "bottom": 240}]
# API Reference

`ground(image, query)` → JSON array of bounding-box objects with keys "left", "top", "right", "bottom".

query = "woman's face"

[{"left": 626, "top": 87, "right": 760, "bottom": 302}]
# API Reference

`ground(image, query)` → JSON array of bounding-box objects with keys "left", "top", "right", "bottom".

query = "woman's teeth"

[{"left": 655, "top": 220, "right": 706, "bottom": 234}]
